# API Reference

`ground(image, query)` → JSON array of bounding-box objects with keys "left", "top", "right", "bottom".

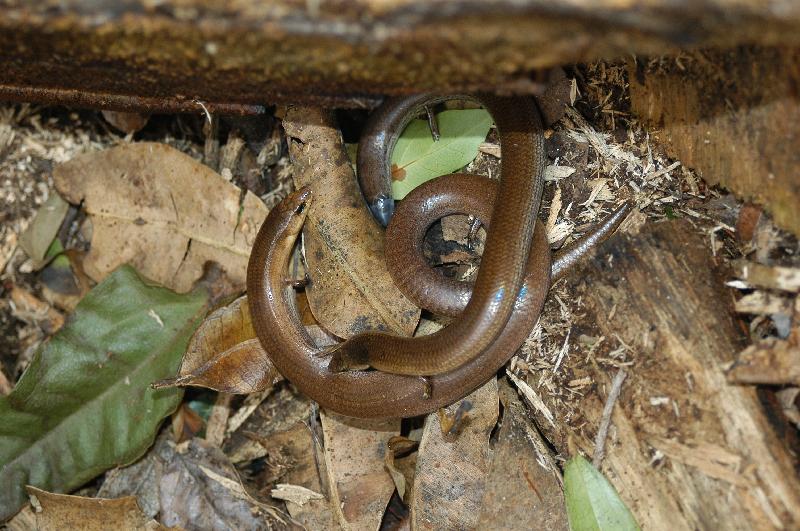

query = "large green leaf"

[
  {"left": 390, "top": 108, "right": 493, "bottom": 200},
  {"left": 564, "top": 455, "right": 640, "bottom": 531},
  {"left": 0, "top": 265, "right": 208, "bottom": 521}
]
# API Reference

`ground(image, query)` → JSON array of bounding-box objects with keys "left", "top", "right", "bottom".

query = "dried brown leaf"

[
  {"left": 171, "top": 403, "right": 205, "bottom": 443},
  {"left": 283, "top": 106, "right": 420, "bottom": 338},
  {"left": 477, "top": 381, "right": 568, "bottom": 529},
  {"left": 384, "top": 436, "right": 420, "bottom": 500},
  {"left": 155, "top": 295, "right": 282, "bottom": 394},
  {"left": 26, "top": 487, "right": 168, "bottom": 531},
  {"left": 8, "top": 284, "right": 64, "bottom": 334},
  {"left": 101, "top": 111, "right": 150, "bottom": 134},
  {"left": 320, "top": 411, "right": 399, "bottom": 529},
  {"left": 99, "top": 434, "right": 282, "bottom": 528},
  {"left": 735, "top": 203, "right": 762, "bottom": 243},
  {"left": 410, "top": 379, "right": 499, "bottom": 530},
  {"left": 53, "top": 143, "right": 267, "bottom": 293}
]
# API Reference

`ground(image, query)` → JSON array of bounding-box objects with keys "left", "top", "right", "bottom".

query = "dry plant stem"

[{"left": 592, "top": 368, "right": 627, "bottom": 468}]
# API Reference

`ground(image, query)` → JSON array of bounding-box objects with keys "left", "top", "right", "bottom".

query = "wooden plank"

[{"left": 2, "top": 3, "right": 800, "bottom": 109}]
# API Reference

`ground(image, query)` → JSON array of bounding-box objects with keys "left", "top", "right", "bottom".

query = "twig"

[{"left": 593, "top": 368, "right": 627, "bottom": 467}]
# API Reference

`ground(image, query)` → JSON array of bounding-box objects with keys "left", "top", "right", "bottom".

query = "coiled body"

[
  {"left": 246, "top": 94, "right": 631, "bottom": 418},
  {"left": 331, "top": 94, "right": 546, "bottom": 375}
]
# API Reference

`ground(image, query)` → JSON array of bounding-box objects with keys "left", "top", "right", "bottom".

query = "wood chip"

[
  {"left": 733, "top": 260, "right": 800, "bottom": 293},
  {"left": 205, "top": 393, "right": 233, "bottom": 447},
  {"left": 649, "top": 438, "right": 748, "bottom": 488},
  {"left": 507, "top": 371, "right": 555, "bottom": 428},
  {"left": 734, "top": 291, "right": 794, "bottom": 316},
  {"left": 728, "top": 337, "right": 800, "bottom": 386},
  {"left": 544, "top": 165, "right": 577, "bottom": 182},
  {"left": 270, "top": 484, "right": 325, "bottom": 506}
]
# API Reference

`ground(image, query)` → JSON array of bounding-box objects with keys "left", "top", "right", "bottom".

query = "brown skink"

[
  {"left": 330, "top": 94, "right": 546, "bottom": 376},
  {"left": 246, "top": 186, "right": 630, "bottom": 419}
]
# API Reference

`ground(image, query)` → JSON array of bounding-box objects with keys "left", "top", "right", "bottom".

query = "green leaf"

[
  {"left": 391, "top": 108, "right": 492, "bottom": 200},
  {"left": 0, "top": 265, "right": 209, "bottom": 521},
  {"left": 564, "top": 455, "right": 640, "bottom": 531}
]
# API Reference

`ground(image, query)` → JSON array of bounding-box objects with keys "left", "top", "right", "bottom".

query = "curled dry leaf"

[
  {"left": 320, "top": 411, "right": 399, "bottom": 530},
  {"left": 283, "top": 106, "right": 420, "bottom": 338},
  {"left": 8, "top": 284, "right": 64, "bottom": 334},
  {"left": 101, "top": 110, "right": 150, "bottom": 134},
  {"left": 410, "top": 379, "right": 499, "bottom": 530},
  {"left": 54, "top": 142, "right": 268, "bottom": 293},
  {"left": 157, "top": 295, "right": 341, "bottom": 394},
  {"left": 155, "top": 295, "right": 282, "bottom": 394},
  {"left": 26, "top": 487, "right": 167, "bottom": 531},
  {"left": 384, "top": 436, "right": 420, "bottom": 500}
]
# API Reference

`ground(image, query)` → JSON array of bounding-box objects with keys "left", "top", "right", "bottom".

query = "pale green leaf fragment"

[
  {"left": 391, "top": 108, "right": 493, "bottom": 200},
  {"left": 19, "top": 193, "right": 69, "bottom": 268},
  {"left": 0, "top": 265, "right": 209, "bottom": 521},
  {"left": 564, "top": 455, "right": 640, "bottom": 531}
]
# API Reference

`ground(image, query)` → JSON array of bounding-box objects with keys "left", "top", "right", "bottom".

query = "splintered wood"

[
  {"left": 629, "top": 47, "right": 800, "bottom": 238},
  {"left": 536, "top": 220, "right": 800, "bottom": 529}
]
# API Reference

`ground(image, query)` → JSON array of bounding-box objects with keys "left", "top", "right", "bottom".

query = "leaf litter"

[{"left": 1, "top": 56, "right": 799, "bottom": 529}]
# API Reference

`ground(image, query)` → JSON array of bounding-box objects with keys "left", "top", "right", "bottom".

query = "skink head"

[{"left": 369, "top": 194, "right": 395, "bottom": 227}]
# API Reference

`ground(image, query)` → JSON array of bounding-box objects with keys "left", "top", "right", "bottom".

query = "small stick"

[{"left": 593, "top": 368, "right": 627, "bottom": 467}]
